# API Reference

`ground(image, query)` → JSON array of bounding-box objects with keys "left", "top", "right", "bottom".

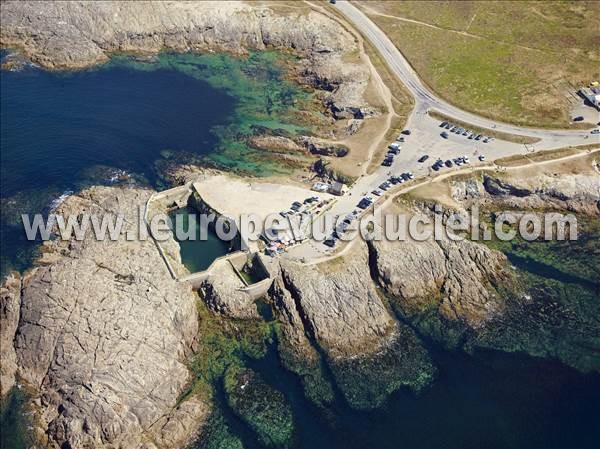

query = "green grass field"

[{"left": 356, "top": 1, "right": 600, "bottom": 128}]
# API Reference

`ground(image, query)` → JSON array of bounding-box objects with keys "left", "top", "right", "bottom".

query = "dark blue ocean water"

[
  {"left": 1, "top": 54, "right": 599, "bottom": 449},
  {"left": 1, "top": 59, "right": 234, "bottom": 274}
]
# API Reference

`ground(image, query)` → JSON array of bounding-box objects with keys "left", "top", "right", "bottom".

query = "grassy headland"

[{"left": 356, "top": 1, "right": 600, "bottom": 128}]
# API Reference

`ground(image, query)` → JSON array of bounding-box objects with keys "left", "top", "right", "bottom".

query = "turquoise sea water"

[
  {"left": 1, "top": 52, "right": 599, "bottom": 449},
  {"left": 0, "top": 51, "right": 312, "bottom": 276}
]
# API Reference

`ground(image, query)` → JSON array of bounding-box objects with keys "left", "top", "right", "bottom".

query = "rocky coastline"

[
  {"left": 0, "top": 1, "right": 374, "bottom": 123},
  {"left": 1, "top": 1, "right": 599, "bottom": 448},
  {"left": 1, "top": 163, "right": 599, "bottom": 448}
]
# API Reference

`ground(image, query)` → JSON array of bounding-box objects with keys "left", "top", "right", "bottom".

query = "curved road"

[{"left": 334, "top": 1, "right": 598, "bottom": 146}]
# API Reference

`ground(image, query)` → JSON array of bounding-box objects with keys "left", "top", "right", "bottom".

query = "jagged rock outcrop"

[
  {"left": 247, "top": 135, "right": 304, "bottom": 154},
  {"left": 452, "top": 173, "right": 600, "bottom": 215},
  {"left": 0, "top": 1, "right": 372, "bottom": 117},
  {"left": 274, "top": 244, "right": 434, "bottom": 409},
  {"left": 298, "top": 136, "right": 349, "bottom": 157},
  {"left": 268, "top": 277, "right": 335, "bottom": 407},
  {"left": 279, "top": 245, "right": 394, "bottom": 357},
  {"left": 269, "top": 278, "right": 319, "bottom": 364},
  {"left": 0, "top": 273, "right": 21, "bottom": 396},
  {"left": 200, "top": 259, "right": 259, "bottom": 320},
  {"left": 369, "top": 236, "right": 513, "bottom": 330},
  {"left": 3, "top": 186, "right": 207, "bottom": 449}
]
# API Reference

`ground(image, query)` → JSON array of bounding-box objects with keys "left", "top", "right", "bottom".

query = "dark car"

[
  {"left": 401, "top": 129, "right": 411, "bottom": 135},
  {"left": 324, "top": 238, "right": 336, "bottom": 247},
  {"left": 357, "top": 199, "right": 372, "bottom": 209},
  {"left": 573, "top": 116, "right": 584, "bottom": 122},
  {"left": 439, "top": 121, "right": 448, "bottom": 128},
  {"left": 441, "top": 132, "right": 449, "bottom": 139},
  {"left": 445, "top": 159, "right": 453, "bottom": 167},
  {"left": 418, "top": 155, "right": 429, "bottom": 163}
]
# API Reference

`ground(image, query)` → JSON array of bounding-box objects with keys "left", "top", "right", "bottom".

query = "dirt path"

[
  {"left": 304, "top": 0, "right": 397, "bottom": 177},
  {"left": 299, "top": 147, "right": 599, "bottom": 266},
  {"left": 356, "top": 2, "right": 550, "bottom": 55}
]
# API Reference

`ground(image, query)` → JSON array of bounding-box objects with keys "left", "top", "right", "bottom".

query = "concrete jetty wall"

[{"left": 147, "top": 183, "right": 273, "bottom": 300}]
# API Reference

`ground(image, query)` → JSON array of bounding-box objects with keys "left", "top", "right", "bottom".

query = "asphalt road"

[
  {"left": 334, "top": 0, "right": 599, "bottom": 146},
  {"left": 282, "top": 0, "right": 599, "bottom": 262}
]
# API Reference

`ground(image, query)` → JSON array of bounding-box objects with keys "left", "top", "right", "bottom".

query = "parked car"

[
  {"left": 372, "top": 189, "right": 382, "bottom": 196},
  {"left": 441, "top": 132, "right": 449, "bottom": 139},
  {"left": 591, "top": 129, "right": 600, "bottom": 134},
  {"left": 324, "top": 238, "right": 336, "bottom": 247},
  {"left": 440, "top": 121, "right": 448, "bottom": 127},
  {"left": 444, "top": 122, "right": 452, "bottom": 129},
  {"left": 357, "top": 199, "right": 371, "bottom": 209},
  {"left": 475, "top": 134, "right": 482, "bottom": 141},
  {"left": 418, "top": 154, "right": 429, "bottom": 163},
  {"left": 573, "top": 116, "right": 584, "bottom": 122},
  {"left": 401, "top": 129, "right": 411, "bottom": 135},
  {"left": 445, "top": 160, "right": 453, "bottom": 168},
  {"left": 479, "top": 155, "right": 486, "bottom": 161}
]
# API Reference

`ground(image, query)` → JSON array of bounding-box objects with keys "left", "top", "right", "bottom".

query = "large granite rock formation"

[
  {"left": 279, "top": 245, "right": 394, "bottom": 357},
  {"left": 369, "top": 236, "right": 513, "bottom": 330},
  {"left": 0, "top": 273, "right": 21, "bottom": 396},
  {"left": 0, "top": 1, "right": 371, "bottom": 117},
  {"left": 275, "top": 244, "right": 435, "bottom": 409},
  {"left": 452, "top": 172, "right": 600, "bottom": 216},
  {"left": 1, "top": 187, "right": 207, "bottom": 449}
]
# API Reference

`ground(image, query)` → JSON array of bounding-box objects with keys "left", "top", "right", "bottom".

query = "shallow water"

[
  {"left": 194, "top": 341, "right": 600, "bottom": 449},
  {"left": 0, "top": 387, "right": 35, "bottom": 449},
  {"left": 0, "top": 51, "right": 312, "bottom": 276},
  {"left": 1, "top": 52, "right": 599, "bottom": 449}
]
